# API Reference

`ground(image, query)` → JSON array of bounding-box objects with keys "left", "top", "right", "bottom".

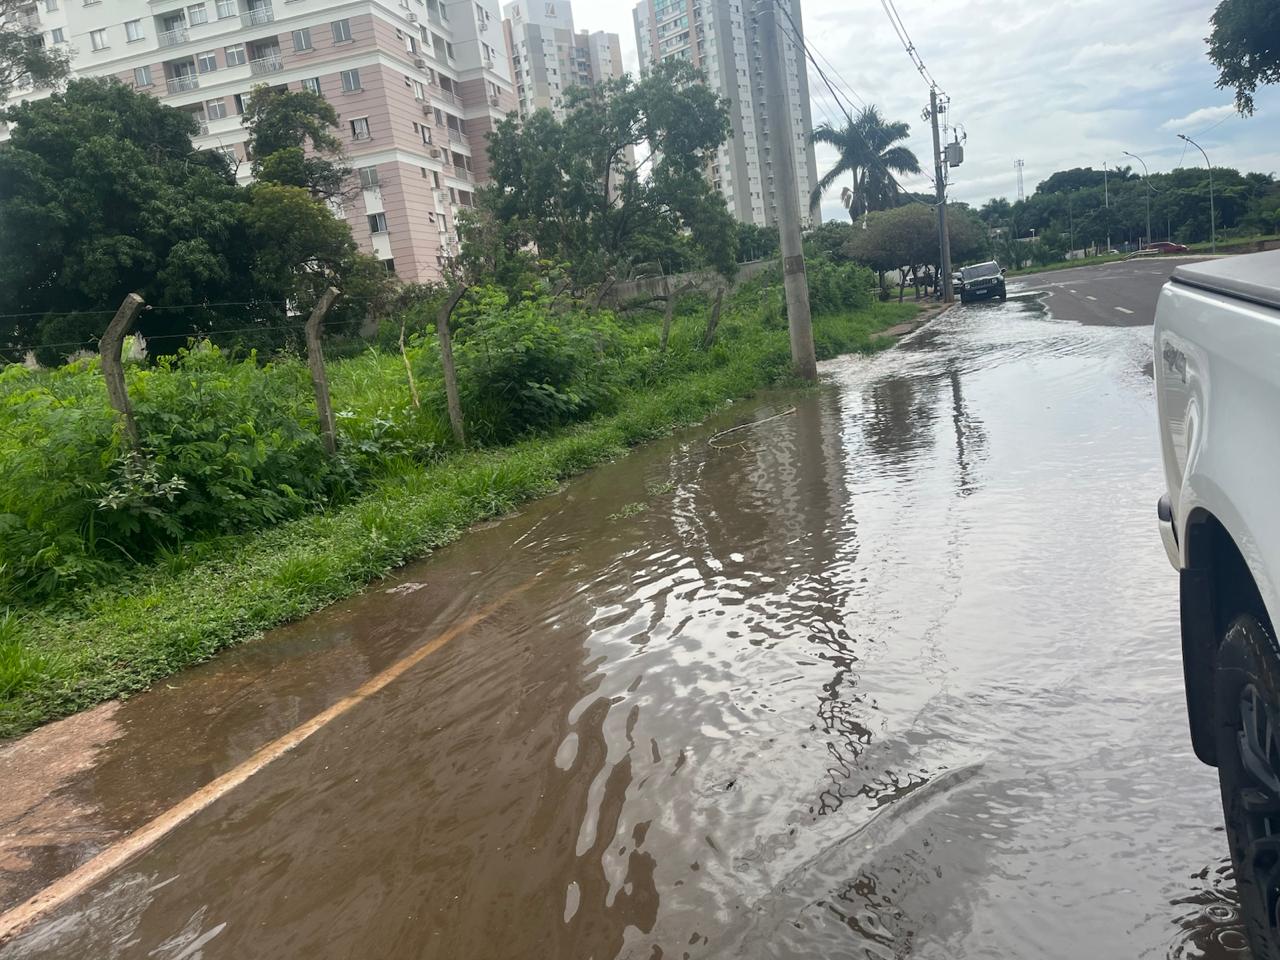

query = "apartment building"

[
  {"left": 501, "top": 0, "right": 623, "bottom": 120},
  {"left": 631, "top": 0, "right": 819, "bottom": 228},
  {"left": 8, "top": 0, "right": 516, "bottom": 284}
]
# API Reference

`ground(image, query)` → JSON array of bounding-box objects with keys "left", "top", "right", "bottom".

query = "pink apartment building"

[{"left": 8, "top": 0, "right": 516, "bottom": 284}]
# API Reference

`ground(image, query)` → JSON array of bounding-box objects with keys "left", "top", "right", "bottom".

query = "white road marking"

[
  {"left": 1115, "top": 307, "right": 1135, "bottom": 314},
  {"left": 1086, "top": 295, "right": 1098, "bottom": 301},
  {"left": 1069, "top": 289, "right": 1078, "bottom": 294}
]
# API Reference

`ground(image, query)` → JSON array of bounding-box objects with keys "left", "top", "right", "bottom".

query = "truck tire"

[{"left": 1216, "top": 613, "right": 1280, "bottom": 959}]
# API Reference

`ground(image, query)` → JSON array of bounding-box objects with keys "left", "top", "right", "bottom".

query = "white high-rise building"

[
  {"left": 502, "top": 0, "right": 624, "bottom": 120},
  {"left": 3, "top": 0, "right": 516, "bottom": 284},
  {"left": 632, "top": 0, "right": 820, "bottom": 228}
]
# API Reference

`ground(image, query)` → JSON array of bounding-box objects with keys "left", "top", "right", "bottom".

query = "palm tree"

[{"left": 810, "top": 106, "right": 922, "bottom": 221}]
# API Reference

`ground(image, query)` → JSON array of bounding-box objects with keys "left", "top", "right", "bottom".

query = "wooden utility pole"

[
  {"left": 436, "top": 284, "right": 468, "bottom": 446},
  {"left": 930, "top": 87, "right": 954, "bottom": 303},
  {"left": 304, "top": 287, "right": 341, "bottom": 456},
  {"left": 760, "top": 0, "right": 817, "bottom": 381},
  {"left": 99, "top": 293, "right": 146, "bottom": 446}
]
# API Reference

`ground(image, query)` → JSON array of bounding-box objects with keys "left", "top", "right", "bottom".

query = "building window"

[
  {"left": 412, "top": 79, "right": 425, "bottom": 100},
  {"left": 215, "top": 0, "right": 236, "bottom": 19},
  {"left": 188, "top": 3, "right": 208, "bottom": 25},
  {"left": 197, "top": 50, "right": 217, "bottom": 72},
  {"left": 224, "top": 43, "right": 246, "bottom": 66},
  {"left": 206, "top": 97, "right": 227, "bottom": 119},
  {"left": 89, "top": 28, "right": 107, "bottom": 50},
  {"left": 331, "top": 19, "right": 352, "bottom": 43},
  {"left": 45, "top": 0, "right": 58, "bottom": 10},
  {"left": 233, "top": 92, "right": 247, "bottom": 114},
  {"left": 125, "top": 20, "right": 144, "bottom": 42},
  {"left": 358, "top": 166, "right": 379, "bottom": 188},
  {"left": 50, "top": 27, "right": 65, "bottom": 42},
  {"left": 381, "top": 259, "right": 395, "bottom": 275},
  {"left": 340, "top": 68, "right": 360, "bottom": 92},
  {"left": 301, "top": 77, "right": 321, "bottom": 95},
  {"left": 292, "top": 28, "right": 311, "bottom": 52},
  {"left": 367, "top": 212, "right": 388, "bottom": 233},
  {"left": 133, "top": 64, "right": 152, "bottom": 86},
  {"left": 350, "top": 117, "right": 370, "bottom": 140}
]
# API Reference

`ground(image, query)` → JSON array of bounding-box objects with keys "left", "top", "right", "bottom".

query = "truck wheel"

[{"left": 1216, "top": 614, "right": 1280, "bottom": 960}]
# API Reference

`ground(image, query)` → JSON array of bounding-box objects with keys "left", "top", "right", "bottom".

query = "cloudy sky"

[{"left": 571, "top": 0, "right": 1277, "bottom": 223}]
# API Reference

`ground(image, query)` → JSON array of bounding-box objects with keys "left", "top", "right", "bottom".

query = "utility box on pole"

[{"left": 760, "top": 1, "right": 817, "bottom": 381}]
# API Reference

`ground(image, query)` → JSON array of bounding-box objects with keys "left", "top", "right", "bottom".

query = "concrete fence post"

[
  {"left": 99, "top": 293, "right": 146, "bottom": 447},
  {"left": 304, "top": 287, "right": 342, "bottom": 456}
]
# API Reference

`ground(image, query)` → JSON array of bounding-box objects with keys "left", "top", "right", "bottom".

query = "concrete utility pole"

[
  {"left": 930, "top": 87, "right": 954, "bottom": 302},
  {"left": 1123, "top": 150, "right": 1152, "bottom": 247},
  {"left": 1178, "top": 133, "right": 1216, "bottom": 254},
  {"left": 760, "top": 0, "right": 816, "bottom": 380}
]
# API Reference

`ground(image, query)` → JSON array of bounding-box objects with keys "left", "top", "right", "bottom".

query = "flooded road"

[{"left": 1, "top": 285, "right": 1245, "bottom": 958}]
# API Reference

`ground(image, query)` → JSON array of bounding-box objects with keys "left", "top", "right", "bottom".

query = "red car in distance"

[{"left": 1144, "top": 241, "right": 1191, "bottom": 254}]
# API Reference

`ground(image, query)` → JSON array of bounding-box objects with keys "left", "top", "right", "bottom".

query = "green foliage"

[
  {"left": 243, "top": 84, "right": 350, "bottom": 200},
  {"left": 0, "top": 260, "right": 894, "bottom": 613},
  {"left": 450, "top": 289, "right": 625, "bottom": 443},
  {"left": 976, "top": 163, "right": 1279, "bottom": 253},
  {"left": 843, "top": 204, "right": 985, "bottom": 274},
  {"left": 468, "top": 59, "right": 738, "bottom": 290},
  {"left": 1207, "top": 0, "right": 1280, "bottom": 116},
  {"left": 810, "top": 105, "right": 922, "bottom": 219},
  {"left": 0, "top": 78, "right": 377, "bottom": 361}
]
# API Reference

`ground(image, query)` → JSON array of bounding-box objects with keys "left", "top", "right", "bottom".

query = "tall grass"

[{"left": 0, "top": 271, "right": 917, "bottom": 739}]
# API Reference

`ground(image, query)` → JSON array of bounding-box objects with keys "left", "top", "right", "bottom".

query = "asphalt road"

[{"left": 1010, "top": 256, "right": 1216, "bottom": 326}]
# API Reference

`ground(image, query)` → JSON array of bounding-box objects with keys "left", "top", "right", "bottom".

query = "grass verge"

[{"left": 0, "top": 301, "right": 920, "bottom": 739}]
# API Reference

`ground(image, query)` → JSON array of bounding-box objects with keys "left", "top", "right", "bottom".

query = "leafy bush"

[
  {"left": 450, "top": 289, "right": 625, "bottom": 443},
  {"left": 0, "top": 270, "right": 886, "bottom": 608}
]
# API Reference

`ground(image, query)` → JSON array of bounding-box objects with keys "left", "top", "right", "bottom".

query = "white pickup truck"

[{"left": 1155, "top": 250, "right": 1280, "bottom": 956}]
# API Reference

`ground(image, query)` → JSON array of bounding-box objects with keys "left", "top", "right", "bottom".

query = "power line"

[
  {"left": 772, "top": 7, "right": 933, "bottom": 208},
  {"left": 877, "top": 0, "right": 942, "bottom": 95}
]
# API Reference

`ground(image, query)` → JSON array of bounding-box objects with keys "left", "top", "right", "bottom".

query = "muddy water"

[{"left": 1, "top": 293, "right": 1246, "bottom": 959}]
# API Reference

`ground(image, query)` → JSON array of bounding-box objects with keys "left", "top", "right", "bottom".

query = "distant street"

[
  {"left": 0, "top": 257, "right": 1245, "bottom": 959},
  {"left": 1011, "top": 256, "right": 1216, "bottom": 325}
]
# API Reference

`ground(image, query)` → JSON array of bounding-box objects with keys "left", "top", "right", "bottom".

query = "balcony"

[
  {"left": 241, "top": 4, "right": 274, "bottom": 27},
  {"left": 447, "top": 127, "right": 462, "bottom": 144},
  {"left": 158, "top": 26, "right": 189, "bottom": 48},
  {"left": 15, "top": 10, "right": 40, "bottom": 29},
  {"left": 166, "top": 74, "right": 200, "bottom": 94},
  {"left": 249, "top": 55, "right": 284, "bottom": 75}
]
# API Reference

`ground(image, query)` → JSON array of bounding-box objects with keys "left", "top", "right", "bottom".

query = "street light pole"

[
  {"left": 1178, "top": 133, "right": 1216, "bottom": 254},
  {"left": 1123, "top": 150, "right": 1152, "bottom": 248},
  {"left": 1102, "top": 163, "right": 1111, "bottom": 251}
]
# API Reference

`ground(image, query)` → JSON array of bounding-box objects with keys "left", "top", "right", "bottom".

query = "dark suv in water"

[{"left": 955, "top": 261, "right": 1007, "bottom": 304}]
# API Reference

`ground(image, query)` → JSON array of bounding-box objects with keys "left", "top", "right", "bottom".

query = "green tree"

[
  {"left": 469, "top": 59, "right": 737, "bottom": 289},
  {"left": 0, "top": 78, "right": 379, "bottom": 360},
  {"left": 0, "top": 0, "right": 69, "bottom": 103},
  {"left": 243, "top": 83, "right": 351, "bottom": 200},
  {"left": 1207, "top": 0, "right": 1280, "bottom": 115},
  {"left": 810, "top": 106, "right": 922, "bottom": 221}
]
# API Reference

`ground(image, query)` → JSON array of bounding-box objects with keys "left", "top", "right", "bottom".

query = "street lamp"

[
  {"left": 1102, "top": 162, "right": 1112, "bottom": 251},
  {"left": 1178, "top": 133, "right": 1217, "bottom": 254},
  {"left": 1123, "top": 150, "right": 1153, "bottom": 248}
]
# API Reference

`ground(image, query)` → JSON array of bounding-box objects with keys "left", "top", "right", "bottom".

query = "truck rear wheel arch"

[{"left": 1182, "top": 509, "right": 1274, "bottom": 766}]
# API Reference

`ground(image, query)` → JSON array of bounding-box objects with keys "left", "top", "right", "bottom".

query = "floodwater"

[{"left": 1, "top": 290, "right": 1247, "bottom": 958}]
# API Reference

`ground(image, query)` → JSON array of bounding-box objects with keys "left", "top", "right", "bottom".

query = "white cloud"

[
  {"left": 565, "top": 0, "right": 1280, "bottom": 211},
  {"left": 1161, "top": 103, "right": 1236, "bottom": 131}
]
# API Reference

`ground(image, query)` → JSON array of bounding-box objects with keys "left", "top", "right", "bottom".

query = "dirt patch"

[{"left": 0, "top": 702, "right": 123, "bottom": 910}]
